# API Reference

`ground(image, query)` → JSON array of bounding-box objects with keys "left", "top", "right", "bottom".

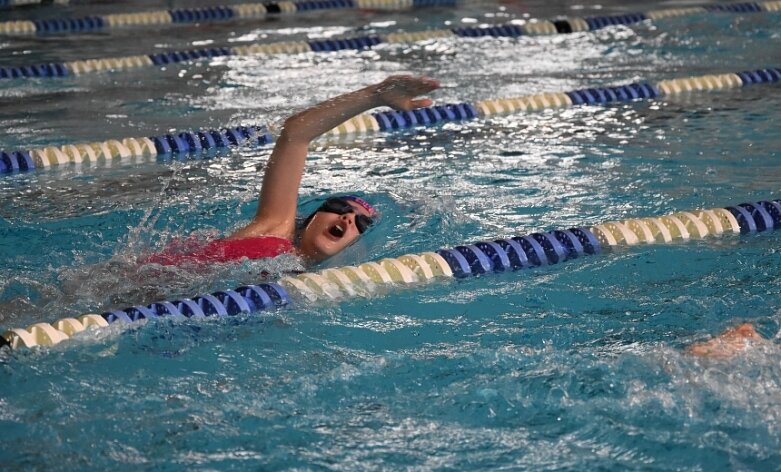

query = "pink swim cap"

[{"left": 343, "top": 195, "right": 379, "bottom": 218}]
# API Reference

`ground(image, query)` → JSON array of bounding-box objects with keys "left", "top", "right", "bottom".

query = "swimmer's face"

[{"left": 298, "top": 199, "right": 374, "bottom": 262}]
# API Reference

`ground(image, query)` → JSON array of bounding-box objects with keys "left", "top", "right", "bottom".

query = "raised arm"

[{"left": 229, "top": 75, "right": 440, "bottom": 240}]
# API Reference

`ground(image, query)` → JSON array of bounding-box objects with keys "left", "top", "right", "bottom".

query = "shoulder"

[{"left": 227, "top": 218, "right": 296, "bottom": 241}]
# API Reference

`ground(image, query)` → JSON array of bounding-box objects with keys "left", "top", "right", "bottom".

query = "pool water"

[{"left": 2, "top": 0, "right": 781, "bottom": 469}]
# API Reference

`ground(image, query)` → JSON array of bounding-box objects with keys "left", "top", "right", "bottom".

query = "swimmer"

[
  {"left": 686, "top": 323, "right": 773, "bottom": 359},
  {"left": 145, "top": 75, "right": 441, "bottom": 267}
]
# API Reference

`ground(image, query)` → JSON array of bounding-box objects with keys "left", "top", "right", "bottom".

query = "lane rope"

[
  {"left": 0, "top": 1, "right": 779, "bottom": 79},
  {"left": 2, "top": 199, "right": 778, "bottom": 350},
  {"left": 0, "top": 0, "right": 67, "bottom": 9},
  {"left": 1, "top": 66, "right": 779, "bottom": 175},
  {"left": 0, "top": 125, "right": 272, "bottom": 174},
  {"left": 0, "top": 0, "right": 457, "bottom": 36}
]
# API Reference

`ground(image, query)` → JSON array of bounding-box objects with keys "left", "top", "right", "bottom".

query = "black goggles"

[{"left": 315, "top": 197, "right": 375, "bottom": 234}]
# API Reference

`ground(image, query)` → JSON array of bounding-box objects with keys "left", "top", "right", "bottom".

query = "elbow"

[{"left": 279, "top": 114, "right": 314, "bottom": 143}]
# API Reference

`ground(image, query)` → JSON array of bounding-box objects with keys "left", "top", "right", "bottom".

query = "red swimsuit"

[{"left": 142, "top": 236, "right": 295, "bottom": 266}]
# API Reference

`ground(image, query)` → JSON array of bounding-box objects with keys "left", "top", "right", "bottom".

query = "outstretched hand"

[{"left": 374, "top": 75, "right": 441, "bottom": 111}]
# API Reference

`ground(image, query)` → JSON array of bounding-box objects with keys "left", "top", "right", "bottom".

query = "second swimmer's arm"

[{"left": 230, "top": 75, "right": 440, "bottom": 240}]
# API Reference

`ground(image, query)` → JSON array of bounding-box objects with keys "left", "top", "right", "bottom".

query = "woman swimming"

[{"left": 145, "top": 75, "right": 441, "bottom": 266}]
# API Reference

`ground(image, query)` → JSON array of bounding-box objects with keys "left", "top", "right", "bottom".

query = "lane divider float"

[
  {"left": 0, "top": 125, "right": 272, "bottom": 174},
  {"left": 2, "top": 199, "right": 779, "bottom": 350},
  {"left": 1, "top": 67, "right": 779, "bottom": 175},
  {"left": 0, "top": 0, "right": 457, "bottom": 36},
  {"left": 0, "top": 0, "right": 67, "bottom": 9},
  {"left": 0, "top": 0, "right": 458, "bottom": 35},
  {"left": 1, "top": 1, "right": 780, "bottom": 79},
  {"left": 332, "top": 68, "right": 779, "bottom": 136}
]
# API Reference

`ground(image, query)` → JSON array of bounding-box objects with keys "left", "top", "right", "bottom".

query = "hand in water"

[{"left": 686, "top": 323, "right": 767, "bottom": 359}]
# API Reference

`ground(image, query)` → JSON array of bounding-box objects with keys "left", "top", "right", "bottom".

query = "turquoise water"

[{"left": 2, "top": 1, "right": 781, "bottom": 469}]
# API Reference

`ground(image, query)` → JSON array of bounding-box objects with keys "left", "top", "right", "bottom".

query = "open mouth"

[{"left": 328, "top": 223, "right": 346, "bottom": 239}]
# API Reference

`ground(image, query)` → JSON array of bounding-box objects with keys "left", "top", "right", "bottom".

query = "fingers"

[
  {"left": 381, "top": 75, "right": 440, "bottom": 93},
  {"left": 377, "top": 75, "right": 439, "bottom": 110},
  {"left": 409, "top": 97, "right": 433, "bottom": 109},
  {"left": 389, "top": 97, "right": 433, "bottom": 111},
  {"left": 418, "top": 77, "right": 441, "bottom": 91}
]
